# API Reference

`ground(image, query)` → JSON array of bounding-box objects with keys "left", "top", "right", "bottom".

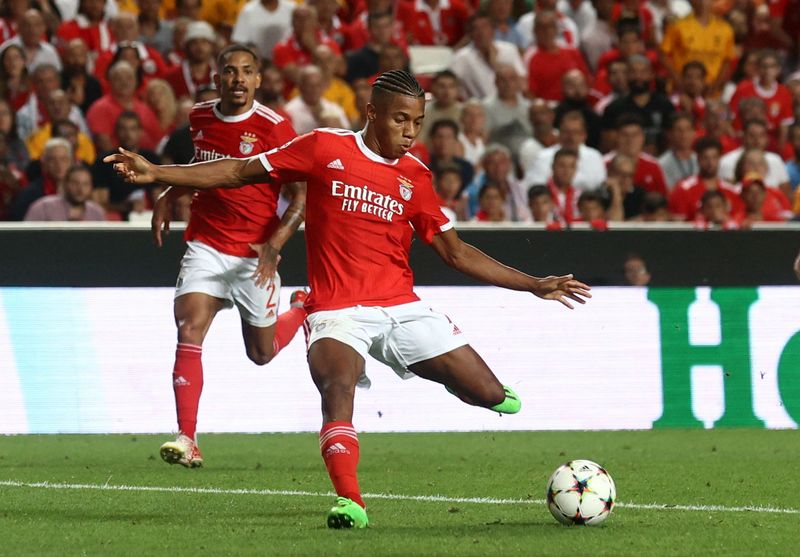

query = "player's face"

[
  {"left": 216, "top": 51, "right": 260, "bottom": 111},
  {"left": 368, "top": 94, "right": 425, "bottom": 159}
]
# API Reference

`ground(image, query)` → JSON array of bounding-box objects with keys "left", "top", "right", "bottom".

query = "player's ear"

[
  {"left": 366, "top": 102, "right": 377, "bottom": 122},
  {"left": 213, "top": 73, "right": 221, "bottom": 91}
]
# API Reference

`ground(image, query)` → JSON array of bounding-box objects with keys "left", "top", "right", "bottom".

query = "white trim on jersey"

[
  {"left": 405, "top": 152, "right": 430, "bottom": 171},
  {"left": 257, "top": 152, "right": 273, "bottom": 172},
  {"left": 254, "top": 105, "right": 283, "bottom": 124},
  {"left": 212, "top": 101, "right": 258, "bottom": 123},
  {"left": 355, "top": 130, "right": 399, "bottom": 166}
]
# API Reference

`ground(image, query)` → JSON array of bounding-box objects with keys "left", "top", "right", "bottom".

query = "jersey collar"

[
  {"left": 212, "top": 100, "right": 260, "bottom": 123},
  {"left": 355, "top": 130, "right": 400, "bottom": 165}
]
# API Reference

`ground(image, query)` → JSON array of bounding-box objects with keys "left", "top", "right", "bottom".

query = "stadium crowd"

[{"left": 1, "top": 0, "right": 800, "bottom": 229}]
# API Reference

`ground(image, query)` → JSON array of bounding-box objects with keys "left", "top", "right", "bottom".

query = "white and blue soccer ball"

[{"left": 546, "top": 459, "right": 616, "bottom": 526}]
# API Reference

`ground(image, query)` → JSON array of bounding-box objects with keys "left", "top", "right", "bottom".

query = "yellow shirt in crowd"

[
  {"left": 661, "top": 14, "right": 735, "bottom": 85},
  {"left": 26, "top": 124, "right": 97, "bottom": 165}
]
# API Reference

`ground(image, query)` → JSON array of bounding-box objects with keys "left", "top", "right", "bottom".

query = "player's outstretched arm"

[
  {"left": 250, "top": 181, "right": 307, "bottom": 287},
  {"left": 103, "top": 148, "right": 270, "bottom": 190},
  {"left": 430, "top": 229, "right": 592, "bottom": 309}
]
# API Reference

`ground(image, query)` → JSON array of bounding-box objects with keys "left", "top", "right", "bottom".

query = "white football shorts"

[
  {"left": 175, "top": 240, "right": 281, "bottom": 327},
  {"left": 304, "top": 301, "right": 469, "bottom": 383}
]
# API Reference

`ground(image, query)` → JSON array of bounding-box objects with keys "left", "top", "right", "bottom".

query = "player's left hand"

[
  {"left": 532, "top": 274, "right": 592, "bottom": 309},
  {"left": 250, "top": 242, "right": 281, "bottom": 288}
]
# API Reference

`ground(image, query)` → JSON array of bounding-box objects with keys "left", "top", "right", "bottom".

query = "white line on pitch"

[{"left": 1, "top": 480, "right": 798, "bottom": 515}]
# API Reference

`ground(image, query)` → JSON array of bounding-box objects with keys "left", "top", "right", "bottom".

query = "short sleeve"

[
  {"left": 257, "top": 130, "right": 317, "bottom": 183},
  {"left": 409, "top": 167, "right": 453, "bottom": 244},
  {"left": 267, "top": 118, "right": 298, "bottom": 149}
]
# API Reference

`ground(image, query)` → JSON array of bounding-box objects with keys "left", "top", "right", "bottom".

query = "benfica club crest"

[
  {"left": 398, "top": 175, "right": 413, "bottom": 201},
  {"left": 239, "top": 132, "right": 257, "bottom": 155}
]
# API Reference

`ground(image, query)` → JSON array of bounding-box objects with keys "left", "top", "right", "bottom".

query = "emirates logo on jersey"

[
  {"left": 398, "top": 176, "right": 414, "bottom": 201},
  {"left": 332, "top": 180, "right": 405, "bottom": 222},
  {"left": 239, "top": 132, "right": 257, "bottom": 155}
]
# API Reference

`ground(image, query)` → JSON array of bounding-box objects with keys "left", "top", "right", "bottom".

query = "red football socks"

[
  {"left": 173, "top": 342, "right": 203, "bottom": 440},
  {"left": 272, "top": 307, "right": 306, "bottom": 356},
  {"left": 319, "top": 421, "right": 365, "bottom": 508}
]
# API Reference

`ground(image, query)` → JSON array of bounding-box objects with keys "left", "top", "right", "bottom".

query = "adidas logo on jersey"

[
  {"left": 173, "top": 376, "right": 190, "bottom": 387},
  {"left": 194, "top": 130, "right": 203, "bottom": 140},
  {"left": 327, "top": 158, "right": 345, "bottom": 170},
  {"left": 324, "top": 442, "right": 350, "bottom": 456}
]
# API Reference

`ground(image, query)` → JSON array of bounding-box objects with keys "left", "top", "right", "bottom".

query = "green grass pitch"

[{"left": 1, "top": 430, "right": 797, "bottom": 556}]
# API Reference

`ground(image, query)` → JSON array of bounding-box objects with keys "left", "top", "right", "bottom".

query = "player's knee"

[
  {"left": 245, "top": 346, "right": 274, "bottom": 366},
  {"left": 177, "top": 321, "right": 206, "bottom": 345}
]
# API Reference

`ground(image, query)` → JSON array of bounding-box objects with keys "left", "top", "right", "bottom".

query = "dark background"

[{"left": 2, "top": 227, "right": 798, "bottom": 287}]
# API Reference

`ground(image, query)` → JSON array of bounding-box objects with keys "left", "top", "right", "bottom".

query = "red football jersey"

[
  {"left": 668, "top": 176, "right": 743, "bottom": 221},
  {"left": 730, "top": 79, "right": 793, "bottom": 135},
  {"left": 257, "top": 128, "right": 453, "bottom": 313},
  {"left": 185, "top": 100, "right": 297, "bottom": 257},
  {"left": 396, "top": 0, "right": 469, "bottom": 46}
]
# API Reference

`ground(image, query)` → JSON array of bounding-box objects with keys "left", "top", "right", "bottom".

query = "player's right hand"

[
  {"left": 151, "top": 193, "right": 172, "bottom": 247},
  {"left": 249, "top": 242, "right": 282, "bottom": 288},
  {"left": 103, "top": 148, "right": 157, "bottom": 184}
]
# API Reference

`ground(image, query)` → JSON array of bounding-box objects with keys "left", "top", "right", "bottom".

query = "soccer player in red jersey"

[
  {"left": 149, "top": 44, "right": 308, "bottom": 468},
  {"left": 106, "top": 70, "right": 592, "bottom": 527}
]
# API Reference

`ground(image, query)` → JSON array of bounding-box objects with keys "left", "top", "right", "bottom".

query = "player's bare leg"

[
  {"left": 308, "top": 338, "right": 369, "bottom": 529},
  {"left": 160, "top": 293, "right": 224, "bottom": 468},
  {"left": 409, "top": 345, "right": 521, "bottom": 414},
  {"left": 240, "top": 289, "right": 308, "bottom": 365}
]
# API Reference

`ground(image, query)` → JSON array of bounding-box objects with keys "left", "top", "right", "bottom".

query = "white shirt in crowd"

[
  {"left": 718, "top": 147, "right": 789, "bottom": 189},
  {"left": 523, "top": 143, "right": 607, "bottom": 191},
  {"left": 284, "top": 97, "right": 350, "bottom": 136},
  {"left": 450, "top": 40, "right": 526, "bottom": 100},
  {"left": 232, "top": 0, "right": 294, "bottom": 59}
]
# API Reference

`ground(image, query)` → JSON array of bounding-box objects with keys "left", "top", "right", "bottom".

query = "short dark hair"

[
  {"left": 217, "top": 43, "right": 260, "bottom": 68},
  {"left": 433, "top": 69, "right": 458, "bottom": 84},
  {"left": 694, "top": 136, "right": 722, "bottom": 156},
  {"left": 743, "top": 118, "right": 768, "bottom": 133},
  {"left": 615, "top": 113, "right": 646, "bottom": 131},
  {"left": 682, "top": 60, "right": 708, "bottom": 77},
  {"left": 528, "top": 184, "right": 551, "bottom": 202},
  {"left": 666, "top": 111, "right": 693, "bottom": 131},
  {"left": 367, "top": 10, "right": 392, "bottom": 27},
  {"left": 430, "top": 118, "right": 459, "bottom": 137},
  {"left": 553, "top": 147, "right": 579, "bottom": 162},
  {"left": 116, "top": 111, "right": 141, "bottom": 128},
  {"left": 65, "top": 162, "right": 91, "bottom": 183},
  {"left": 51, "top": 119, "right": 78, "bottom": 136},
  {"left": 528, "top": 184, "right": 553, "bottom": 203},
  {"left": 578, "top": 190, "right": 605, "bottom": 207},
  {"left": 701, "top": 189, "right": 725, "bottom": 206},
  {"left": 478, "top": 181, "right": 503, "bottom": 199},
  {"left": 641, "top": 192, "right": 668, "bottom": 214}
]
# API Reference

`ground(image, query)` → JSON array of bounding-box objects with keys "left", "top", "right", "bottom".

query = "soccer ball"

[{"left": 546, "top": 459, "right": 616, "bottom": 526}]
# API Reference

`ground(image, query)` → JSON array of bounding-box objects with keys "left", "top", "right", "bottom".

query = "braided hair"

[{"left": 371, "top": 70, "right": 425, "bottom": 104}]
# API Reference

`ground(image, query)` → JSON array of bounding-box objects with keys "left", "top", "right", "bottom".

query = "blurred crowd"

[{"left": 1, "top": 0, "right": 800, "bottom": 229}]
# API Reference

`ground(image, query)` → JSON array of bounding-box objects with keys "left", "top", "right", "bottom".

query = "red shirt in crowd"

[
  {"left": 604, "top": 152, "right": 668, "bottom": 195},
  {"left": 257, "top": 128, "right": 452, "bottom": 313},
  {"left": 186, "top": 100, "right": 297, "bottom": 258},
  {"left": 165, "top": 61, "right": 216, "bottom": 100},
  {"left": 85, "top": 94, "right": 164, "bottom": 151},
  {"left": 396, "top": 0, "right": 470, "bottom": 46},
  {"left": 729, "top": 79, "right": 793, "bottom": 136},
  {"left": 56, "top": 17, "right": 113, "bottom": 54},
  {"left": 669, "top": 176, "right": 744, "bottom": 221},
  {"left": 527, "top": 47, "right": 589, "bottom": 101}
]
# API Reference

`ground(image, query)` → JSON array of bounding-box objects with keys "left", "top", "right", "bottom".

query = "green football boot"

[{"left": 326, "top": 497, "right": 369, "bottom": 529}]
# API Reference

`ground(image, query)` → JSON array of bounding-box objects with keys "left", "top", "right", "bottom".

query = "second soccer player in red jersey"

[
  {"left": 150, "top": 44, "right": 308, "bottom": 468},
  {"left": 107, "top": 70, "right": 592, "bottom": 527}
]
